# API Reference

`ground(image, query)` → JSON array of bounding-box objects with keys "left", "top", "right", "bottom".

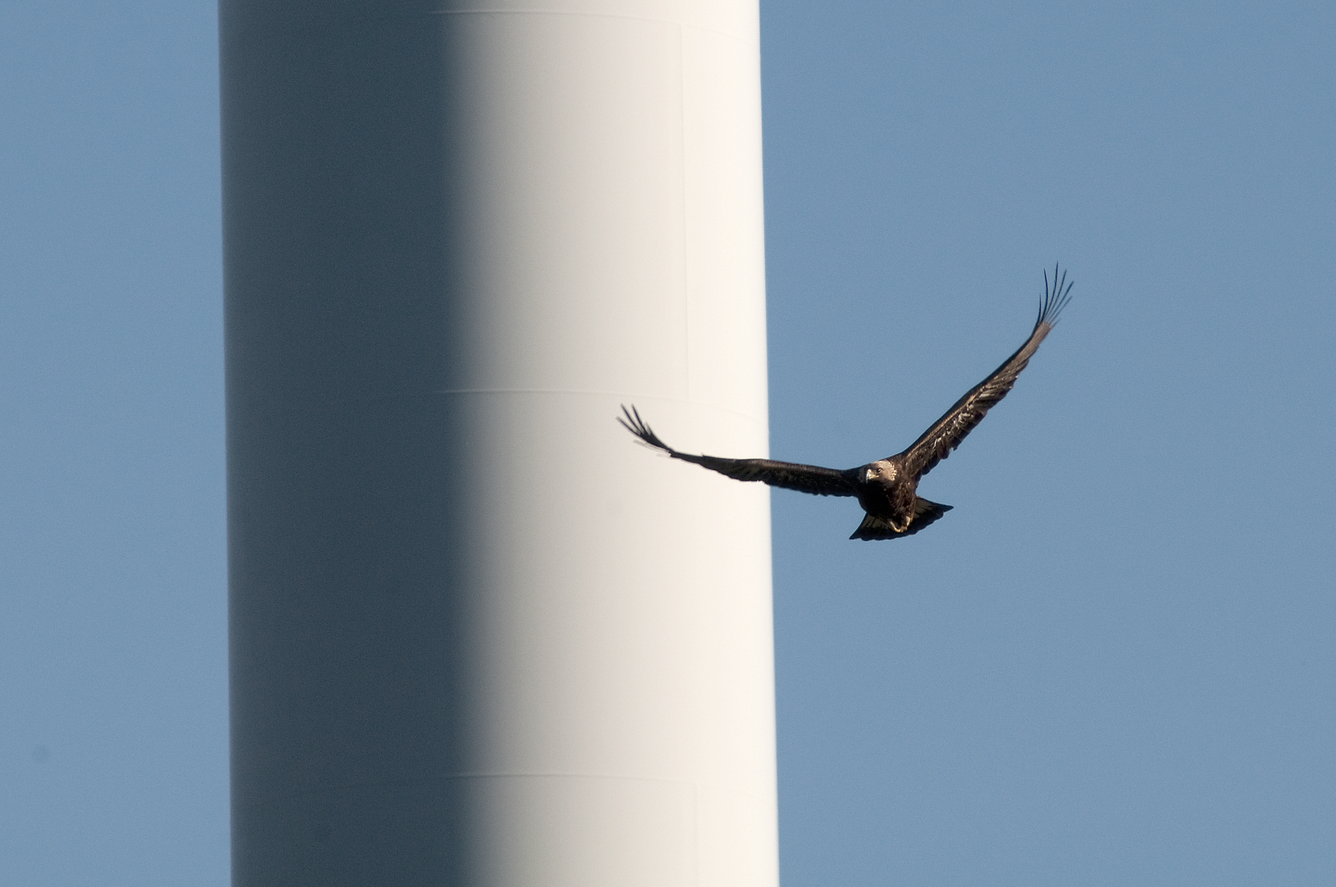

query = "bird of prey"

[{"left": 618, "top": 265, "right": 1073, "bottom": 541}]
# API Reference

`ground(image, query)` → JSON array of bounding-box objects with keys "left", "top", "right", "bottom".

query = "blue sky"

[{"left": 3, "top": 1, "right": 1334, "bottom": 884}]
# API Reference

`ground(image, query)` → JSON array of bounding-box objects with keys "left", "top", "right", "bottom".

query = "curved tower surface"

[{"left": 221, "top": 1, "right": 774, "bottom": 884}]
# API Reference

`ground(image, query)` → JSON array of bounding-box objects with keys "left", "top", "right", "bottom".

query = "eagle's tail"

[{"left": 849, "top": 498, "right": 953, "bottom": 541}]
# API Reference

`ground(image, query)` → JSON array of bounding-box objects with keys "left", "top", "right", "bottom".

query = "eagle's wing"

[
  {"left": 619, "top": 405, "right": 858, "bottom": 498},
  {"left": 897, "top": 264, "right": 1073, "bottom": 481}
]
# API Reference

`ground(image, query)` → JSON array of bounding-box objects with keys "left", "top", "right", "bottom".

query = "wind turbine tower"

[{"left": 221, "top": 1, "right": 775, "bottom": 883}]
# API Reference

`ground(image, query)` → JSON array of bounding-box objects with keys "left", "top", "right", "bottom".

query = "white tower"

[{"left": 221, "top": 2, "right": 775, "bottom": 884}]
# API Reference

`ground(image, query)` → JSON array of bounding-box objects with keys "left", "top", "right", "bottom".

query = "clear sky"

[{"left": 3, "top": 1, "right": 1334, "bottom": 884}]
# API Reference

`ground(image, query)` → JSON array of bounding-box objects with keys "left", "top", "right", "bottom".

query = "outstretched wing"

[
  {"left": 897, "top": 264, "right": 1073, "bottom": 481},
  {"left": 619, "top": 405, "right": 858, "bottom": 498}
]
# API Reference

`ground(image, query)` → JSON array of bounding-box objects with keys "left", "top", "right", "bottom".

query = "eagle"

[{"left": 618, "top": 265, "right": 1073, "bottom": 540}]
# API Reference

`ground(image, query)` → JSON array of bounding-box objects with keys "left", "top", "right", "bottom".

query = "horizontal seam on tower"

[{"left": 425, "top": 7, "right": 748, "bottom": 42}]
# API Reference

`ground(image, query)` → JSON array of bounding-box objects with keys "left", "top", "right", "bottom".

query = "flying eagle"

[{"left": 619, "top": 265, "right": 1073, "bottom": 540}]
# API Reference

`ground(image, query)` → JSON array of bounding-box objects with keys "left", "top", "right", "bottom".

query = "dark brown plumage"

[{"left": 619, "top": 265, "right": 1074, "bottom": 541}]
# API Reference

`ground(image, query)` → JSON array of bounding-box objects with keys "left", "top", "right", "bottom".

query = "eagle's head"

[{"left": 864, "top": 461, "right": 896, "bottom": 484}]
